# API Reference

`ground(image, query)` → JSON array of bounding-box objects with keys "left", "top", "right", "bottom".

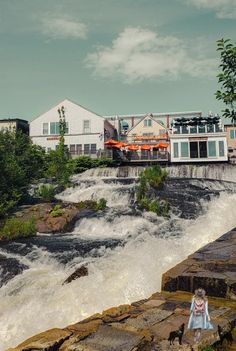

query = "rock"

[
  {"left": 7, "top": 328, "right": 72, "bottom": 351},
  {"left": 162, "top": 228, "right": 236, "bottom": 298},
  {"left": 0, "top": 254, "right": 28, "bottom": 288},
  {"left": 70, "top": 324, "right": 143, "bottom": 351},
  {"left": 63, "top": 265, "right": 89, "bottom": 285}
]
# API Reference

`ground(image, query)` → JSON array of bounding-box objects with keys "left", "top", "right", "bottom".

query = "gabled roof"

[
  {"left": 127, "top": 113, "right": 166, "bottom": 134},
  {"left": 30, "top": 98, "right": 113, "bottom": 126}
]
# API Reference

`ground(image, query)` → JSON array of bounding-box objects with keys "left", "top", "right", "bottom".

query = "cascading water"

[{"left": 1, "top": 167, "right": 236, "bottom": 350}]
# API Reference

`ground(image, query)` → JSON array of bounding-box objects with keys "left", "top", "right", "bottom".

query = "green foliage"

[
  {"left": 0, "top": 130, "right": 46, "bottom": 217},
  {"left": 136, "top": 165, "right": 169, "bottom": 217},
  {"left": 69, "top": 156, "right": 116, "bottom": 174},
  {"left": 45, "top": 106, "right": 72, "bottom": 186},
  {"left": 138, "top": 196, "right": 169, "bottom": 217},
  {"left": 216, "top": 38, "right": 236, "bottom": 122},
  {"left": 95, "top": 198, "right": 107, "bottom": 211},
  {"left": 137, "top": 165, "right": 167, "bottom": 201},
  {"left": 0, "top": 217, "right": 36, "bottom": 240},
  {"left": 201, "top": 346, "right": 215, "bottom": 351},
  {"left": 37, "top": 184, "right": 55, "bottom": 202},
  {"left": 50, "top": 204, "right": 64, "bottom": 217}
]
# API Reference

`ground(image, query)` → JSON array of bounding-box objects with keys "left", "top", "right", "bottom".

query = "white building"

[
  {"left": 30, "top": 99, "right": 116, "bottom": 157},
  {"left": 105, "top": 111, "right": 202, "bottom": 136},
  {"left": 170, "top": 116, "right": 228, "bottom": 163}
]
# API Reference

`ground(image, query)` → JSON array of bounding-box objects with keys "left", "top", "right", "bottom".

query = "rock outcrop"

[
  {"left": 6, "top": 291, "right": 236, "bottom": 351},
  {"left": 63, "top": 265, "right": 88, "bottom": 285},
  {"left": 162, "top": 227, "right": 236, "bottom": 298}
]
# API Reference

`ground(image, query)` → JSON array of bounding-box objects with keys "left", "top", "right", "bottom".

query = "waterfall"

[
  {"left": 77, "top": 164, "right": 236, "bottom": 183},
  {"left": 1, "top": 171, "right": 236, "bottom": 350}
]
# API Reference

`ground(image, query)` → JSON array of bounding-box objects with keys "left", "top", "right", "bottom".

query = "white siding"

[{"left": 30, "top": 99, "right": 112, "bottom": 153}]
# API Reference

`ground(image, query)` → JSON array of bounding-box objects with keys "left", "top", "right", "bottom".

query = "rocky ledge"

[
  {"left": 6, "top": 291, "right": 236, "bottom": 351},
  {"left": 162, "top": 227, "right": 236, "bottom": 299},
  {"left": 12, "top": 201, "right": 97, "bottom": 234},
  {"left": 6, "top": 227, "right": 236, "bottom": 351}
]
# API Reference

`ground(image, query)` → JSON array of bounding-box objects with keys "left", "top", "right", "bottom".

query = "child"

[{"left": 188, "top": 288, "right": 213, "bottom": 343}]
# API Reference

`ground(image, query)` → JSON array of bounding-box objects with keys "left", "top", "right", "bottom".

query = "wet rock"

[
  {"left": 6, "top": 328, "right": 72, "bottom": 351},
  {"left": 0, "top": 254, "right": 28, "bottom": 287},
  {"left": 63, "top": 265, "right": 88, "bottom": 285},
  {"left": 162, "top": 228, "right": 236, "bottom": 298}
]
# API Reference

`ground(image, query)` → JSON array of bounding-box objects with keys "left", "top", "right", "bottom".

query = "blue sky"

[{"left": 0, "top": 0, "right": 235, "bottom": 120}]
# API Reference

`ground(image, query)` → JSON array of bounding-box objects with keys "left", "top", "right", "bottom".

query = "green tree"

[
  {"left": 216, "top": 38, "right": 236, "bottom": 122},
  {"left": 46, "top": 106, "right": 72, "bottom": 185},
  {"left": 0, "top": 130, "right": 46, "bottom": 217}
]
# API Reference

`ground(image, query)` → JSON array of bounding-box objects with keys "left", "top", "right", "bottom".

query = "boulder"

[
  {"left": 162, "top": 228, "right": 236, "bottom": 298},
  {"left": 63, "top": 265, "right": 88, "bottom": 285}
]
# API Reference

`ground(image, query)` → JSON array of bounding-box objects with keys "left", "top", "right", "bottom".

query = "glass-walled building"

[{"left": 170, "top": 116, "right": 228, "bottom": 163}]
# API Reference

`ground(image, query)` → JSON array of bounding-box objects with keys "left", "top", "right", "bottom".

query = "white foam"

[{"left": 1, "top": 191, "right": 236, "bottom": 350}]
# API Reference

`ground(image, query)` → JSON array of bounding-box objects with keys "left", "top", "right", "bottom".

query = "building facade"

[
  {"left": 30, "top": 99, "right": 116, "bottom": 157},
  {"left": 105, "top": 111, "right": 202, "bottom": 136},
  {"left": 0, "top": 118, "right": 29, "bottom": 134},
  {"left": 224, "top": 124, "right": 236, "bottom": 163},
  {"left": 170, "top": 116, "right": 228, "bottom": 163}
]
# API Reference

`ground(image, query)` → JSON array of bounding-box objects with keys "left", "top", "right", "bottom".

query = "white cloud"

[
  {"left": 184, "top": 0, "right": 236, "bottom": 19},
  {"left": 86, "top": 27, "right": 217, "bottom": 83},
  {"left": 41, "top": 15, "right": 88, "bottom": 40}
]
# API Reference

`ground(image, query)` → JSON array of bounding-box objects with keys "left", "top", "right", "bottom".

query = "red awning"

[
  {"left": 105, "top": 139, "right": 118, "bottom": 146},
  {"left": 153, "top": 142, "right": 169, "bottom": 149},
  {"left": 127, "top": 145, "right": 139, "bottom": 151},
  {"left": 140, "top": 144, "right": 151, "bottom": 150}
]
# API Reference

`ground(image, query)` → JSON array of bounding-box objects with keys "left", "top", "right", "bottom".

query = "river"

[{"left": 0, "top": 164, "right": 236, "bottom": 350}]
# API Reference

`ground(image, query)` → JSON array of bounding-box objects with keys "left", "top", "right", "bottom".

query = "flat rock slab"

[
  {"left": 6, "top": 328, "right": 72, "bottom": 351},
  {"left": 72, "top": 324, "right": 143, "bottom": 351},
  {"left": 125, "top": 309, "right": 173, "bottom": 329},
  {"left": 162, "top": 228, "right": 236, "bottom": 298}
]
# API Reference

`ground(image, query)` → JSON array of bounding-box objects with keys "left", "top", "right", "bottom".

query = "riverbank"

[{"left": 7, "top": 227, "right": 236, "bottom": 351}]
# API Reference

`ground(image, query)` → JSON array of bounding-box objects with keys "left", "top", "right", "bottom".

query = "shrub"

[
  {"left": 201, "top": 347, "right": 215, "bottom": 351},
  {"left": 0, "top": 218, "right": 37, "bottom": 240},
  {"left": 95, "top": 198, "right": 107, "bottom": 211},
  {"left": 37, "top": 184, "right": 55, "bottom": 202},
  {"left": 138, "top": 197, "right": 169, "bottom": 217},
  {"left": 49, "top": 204, "right": 64, "bottom": 217},
  {"left": 69, "top": 156, "right": 116, "bottom": 174}
]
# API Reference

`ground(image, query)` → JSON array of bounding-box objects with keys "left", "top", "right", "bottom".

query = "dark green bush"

[
  {"left": 37, "top": 184, "right": 55, "bottom": 202},
  {"left": 69, "top": 156, "right": 116, "bottom": 174},
  {"left": 0, "top": 218, "right": 37, "bottom": 240}
]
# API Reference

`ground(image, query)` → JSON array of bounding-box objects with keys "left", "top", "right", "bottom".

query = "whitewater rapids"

[{"left": 0, "top": 174, "right": 236, "bottom": 350}]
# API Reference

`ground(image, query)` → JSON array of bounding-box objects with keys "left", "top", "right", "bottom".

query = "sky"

[{"left": 0, "top": 0, "right": 235, "bottom": 121}]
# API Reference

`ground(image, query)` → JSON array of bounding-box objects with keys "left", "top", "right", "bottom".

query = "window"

[
  {"left": 70, "top": 145, "right": 75, "bottom": 155},
  {"left": 181, "top": 142, "right": 189, "bottom": 157},
  {"left": 182, "top": 125, "right": 188, "bottom": 134},
  {"left": 43, "top": 123, "right": 48, "bottom": 135},
  {"left": 208, "top": 141, "right": 216, "bottom": 157},
  {"left": 207, "top": 124, "right": 214, "bottom": 133},
  {"left": 83, "top": 120, "right": 90, "bottom": 134},
  {"left": 159, "top": 129, "right": 166, "bottom": 135},
  {"left": 190, "top": 126, "right": 197, "bottom": 134},
  {"left": 199, "top": 141, "right": 207, "bottom": 158},
  {"left": 198, "top": 125, "right": 206, "bottom": 133},
  {"left": 219, "top": 141, "right": 225, "bottom": 156},
  {"left": 173, "top": 143, "right": 179, "bottom": 158},
  {"left": 190, "top": 142, "right": 198, "bottom": 158},
  {"left": 144, "top": 119, "right": 152, "bottom": 127},
  {"left": 50, "top": 122, "right": 60, "bottom": 135},
  {"left": 230, "top": 130, "right": 236, "bottom": 139},
  {"left": 47, "top": 147, "right": 51, "bottom": 153},
  {"left": 90, "top": 144, "right": 97, "bottom": 154},
  {"left": 173, "top": 125, "right": 180, "bottom": 134},
  {"left": 76, "top": 144, "right": 82, "bottom": 155},
  {"left": 84, "top": 144, "right": 90, "bottom": 154},
  {"left": 143, "top": 133, "right": 153, "bottom": 136}
]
